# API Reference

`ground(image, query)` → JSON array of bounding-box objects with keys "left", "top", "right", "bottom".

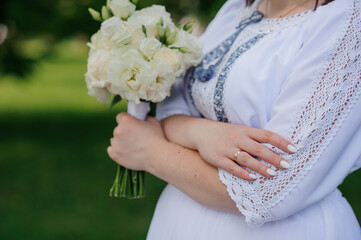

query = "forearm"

[
  {"left": 162, "top": 115, "right": 207, "bottom": 149},
  {"left": 147, "top": 139, "right": 239, "bottom": 214}
]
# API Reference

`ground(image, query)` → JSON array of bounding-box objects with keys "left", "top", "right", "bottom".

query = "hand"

[
  {"left": 186, "top": 118, "right": 296, "bottom": 181},
  {"left": 107, "top": 113, "right": 167, "bottom": 171}
]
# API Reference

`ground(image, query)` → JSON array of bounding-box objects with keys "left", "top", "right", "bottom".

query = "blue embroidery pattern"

[
  {"left": 185, "top": 11, "right": 264, "bottom": 121},
  {"left": 195, "top": 11, "right": 264, "bottom": 83},
  {"left": 213, "top": 34, "right": 266, "bottom": 123}
]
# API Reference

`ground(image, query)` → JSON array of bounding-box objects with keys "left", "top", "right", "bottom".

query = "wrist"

[
  {"left": 145, "top": 138, "right": 172, "bottom": 174},
  {"left": 162, "top": 115, "right": 203, "bottom": 150},
  {"left": 181, "top": 117, "right": 206, "bottom": 149},
  {"left": 184, "top": 117, "right": 210, "bottom": 150}
]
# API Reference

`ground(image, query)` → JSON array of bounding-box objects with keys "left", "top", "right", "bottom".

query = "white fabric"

[{"left": 149, "top": 0, "right": 361, "bottom": 239}]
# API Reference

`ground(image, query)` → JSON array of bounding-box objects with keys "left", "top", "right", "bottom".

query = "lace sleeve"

[{"left": 219, "top": 0, "right": 361, "bottom": 225}]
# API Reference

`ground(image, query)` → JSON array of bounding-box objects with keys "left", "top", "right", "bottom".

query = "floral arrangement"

[{"left": 85, "top": 0, "right": 203, "bottom": 199}]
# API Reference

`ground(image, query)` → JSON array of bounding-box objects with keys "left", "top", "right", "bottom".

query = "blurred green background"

[{"left": 0, "top": 0, "right": 360, "bottom": 239}]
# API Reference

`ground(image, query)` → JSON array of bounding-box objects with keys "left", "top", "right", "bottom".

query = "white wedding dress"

[{"left": 147, "top": 0, "right": 361, "bottom": 239}]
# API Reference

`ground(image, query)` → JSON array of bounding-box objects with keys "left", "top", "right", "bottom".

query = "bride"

[{"left": 107, "top": 0, "right": 361, "bottom": 239}]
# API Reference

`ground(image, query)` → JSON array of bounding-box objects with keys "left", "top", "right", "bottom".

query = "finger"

[
  {"left": 110, "top": 137, "right": 116, "bottom": 146},
  {"left": 239, "top": 140, "right": 290, "bottom": 170},
  {"left": 113, "top": 127, "right": 120, "bottom": 137},
  {"left": 116, "top": 112, "right": 135, "bottom": 124},
  {"left": 116, "top": 112, "right": 127, "bottom": 124},
  {"left": 107, "top": 146, "right": 115, "bottom": 160},
  {"left": 233, "top": 151, "right": 277, "bottom": 178},
  {"left": 221, "top": 159, "right": 258, "bottom": 181},
  {"left": 247, "top": 128, "right": 297, "bottom": 154}
]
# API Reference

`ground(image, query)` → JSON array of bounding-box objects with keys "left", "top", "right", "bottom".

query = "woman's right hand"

[{"left": 162, "top": 116, "right": 297, "bottom": 181}]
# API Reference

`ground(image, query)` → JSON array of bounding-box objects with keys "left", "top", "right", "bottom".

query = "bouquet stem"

[{"left": 109, "top": 101, "right": 149, "bottom": 199}]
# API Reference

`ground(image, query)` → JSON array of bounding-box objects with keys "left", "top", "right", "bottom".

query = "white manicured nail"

[
  {"left": 249, "top": 173, "right": 257, "bottom": 180},
  {"left": 267, "top": 168, "right": 276, "bottom": 176},
  {"left": 280, "top": 160, "right": 290, "bottom": 169},
  {"left": 287, "top": 144, "right": 297, "bottom": 153}
]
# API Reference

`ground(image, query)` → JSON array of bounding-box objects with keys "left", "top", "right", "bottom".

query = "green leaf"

[
  {"left": 164, "top": 26, "right": 171, "bottom": 37},
  {"left": 183, "top": 21, "right": 195, "bottom": 33},
  {"left": 157, "top": 23, "right": 165, "bottom": 44},
  {"left": 169, "top": 46, "right": 192, "bottom": 53},
  {"left": 130, "top": 0, "right": 138, "bottom": 5},
  {"left": 165, "top": 31, "right": 177, "bottom": 46},
  {"left": 109, "top": 95, "right": 122, "bottom": 109},
  {"left": 142, "top": 25, "right": 147, "bottom": 38},
  {"left": 101, "top": 6, "right": 112, "bottom": 20},
  {"left": 178, "top": 47, "right": 192, "bottom": 53},
  {"left": 88, "top": 8, "right": 102, "bottom": 22},
  {"left": 159, "top": 17, "right": 164, "bottom": 26},
  {"left": 148, "top": 102, "right": 157, "bottom": 117}
]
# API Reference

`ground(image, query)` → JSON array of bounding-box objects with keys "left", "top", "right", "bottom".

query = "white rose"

[
  {"left": 139, "top": 37, "right": 162, "bottom": 60},
  {"left": 114, "top": 44, "right": 143, "bottom": 58},
  {"left": 85, "top": 50, "right": 112, "bottom": 103},
  {"left": 109, "top": 0, "right": 136, "bottom": 19},
  {"left": 101, "top": 17, "right": 131, "bottom": 45},
  {"left": 87, "top": 30, "right": 113, "bottom": 53},
  {"left": 108, "top": 48, "right": 157, "bottom": 103},
  {"left": 153, "top": 47, "right": 184, "bottom": 77},
  {"left": 172, "top": 29, "right": 203, "bottom": 67},
  {"left": 127, "top": 5, "right": 173, "bottom": 27},
  {"left": 125, "top": 23, "right": 158, "bottom": 49},
  {"left": 147, "top": 60, "right": 176, "bottom": 102}
]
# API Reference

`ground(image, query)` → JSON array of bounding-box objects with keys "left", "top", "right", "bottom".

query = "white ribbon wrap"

[{"left": 127, "top": 101, "right": 150, "bottom": 120}]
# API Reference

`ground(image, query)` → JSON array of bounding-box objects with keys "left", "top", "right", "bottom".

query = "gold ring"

[{"left": 233, "top": 150, "right": 242, "bottom": 161}]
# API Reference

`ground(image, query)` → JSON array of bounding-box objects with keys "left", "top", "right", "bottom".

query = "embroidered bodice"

[{"left": 156, "top": 0, "right": 361, "bottom": 226}]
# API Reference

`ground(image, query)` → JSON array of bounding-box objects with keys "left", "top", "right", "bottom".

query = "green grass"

[
  {"left": 0, "top": 40, "right": 166, "bottom": 240},
  {"left": 0, "top": 40, "right": 360, "bottom": 239},
  {"left": 0, "top": 39, "right": 122, "bottom": 115},
  {"left": 0, "top": 112, "right": 167, "bottom": 240}
]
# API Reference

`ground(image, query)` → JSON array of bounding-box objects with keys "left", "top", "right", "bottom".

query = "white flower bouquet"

[{"left": 85, "top": 0, "right": 203, "bottom": 199}]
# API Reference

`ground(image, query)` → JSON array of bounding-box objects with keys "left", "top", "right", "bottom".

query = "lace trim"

[
  {"left": 219, "top": 0, "right": 361, "bottom": 225},
  {"left": 247, "top": 0, "right": 315, "bottom": 33}
]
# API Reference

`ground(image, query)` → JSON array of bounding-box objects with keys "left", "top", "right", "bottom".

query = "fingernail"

[
  {"left": 267, "top": 168, "right": 276, "bottom": 176},
  {"left": 280, "top": 160, "right": 290, "bottom": 169},
  {"left": 249, "top": 173, "right": 257, "bottom": 180},
  {"left": 287, "top": 144, "right": 297, "bottom": 153}
]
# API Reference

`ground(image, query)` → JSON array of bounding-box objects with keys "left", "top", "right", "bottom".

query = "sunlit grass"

[
  {"left": 0, "top": 39, "right": 126, "bottom": 115},
  {"left": 0, "top": 40, "right": 163, "bottom": 240}
]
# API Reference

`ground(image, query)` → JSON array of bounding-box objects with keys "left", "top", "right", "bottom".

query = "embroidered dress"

[{"left": 148, "top": 0, "right": 361, "bottom": 239}]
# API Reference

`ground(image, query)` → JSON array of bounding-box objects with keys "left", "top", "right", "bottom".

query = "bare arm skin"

[
  {"left": 107, "top": 113, "right": 239, "bottom": 213},
  {"left": 162, "top": 115, "right": 296, "bottom": 180},
  {"left": 147, "top": 139, "right": 239, "bottom": 213}
]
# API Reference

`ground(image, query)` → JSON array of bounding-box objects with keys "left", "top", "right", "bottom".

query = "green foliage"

[
  {"left": 109, "top": 95, "right": 122, "bottom": 110},
  {"left": 0, "top": 112, "right": 166, "bottom": 240},
  {"left": 88, "top": 8, "right": 102, "bottom": 22},
  {"left": 142, "top": 25, "right": 148, "bottom": 38},
  {"left": 183, "top": 20, "right": 195, "bottom": 33},
  {"left": 0, "top": 0, "right": 227, "bottom": 79},
  {"left": 0, "top": 45, "right": 168, "bottom": 239}
]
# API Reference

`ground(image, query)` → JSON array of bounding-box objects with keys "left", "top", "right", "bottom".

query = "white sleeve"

[
  {"left": 219, "top": 0, "right": 361, "bottom": 225},
  {"left": 156, "top": 75, "right": 201, "bottom": 121},
  {"left": 156, "top": 0, "right": 246, "bottom": 121}
]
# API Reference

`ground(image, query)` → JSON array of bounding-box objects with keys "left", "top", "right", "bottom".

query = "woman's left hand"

[{"left": 107, "top": 113, "right": 166, "bottom": 171}]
